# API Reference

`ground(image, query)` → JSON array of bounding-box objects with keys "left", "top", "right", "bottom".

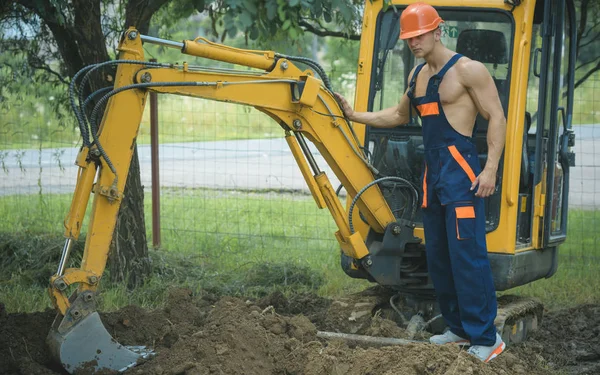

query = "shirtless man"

[{"left": 335, "top": 2, "right": 507, "bottom": 362}]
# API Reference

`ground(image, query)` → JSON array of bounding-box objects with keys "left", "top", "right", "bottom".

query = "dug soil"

[{"left": 1, "top": 288, "right": 599, "bottom": 375}]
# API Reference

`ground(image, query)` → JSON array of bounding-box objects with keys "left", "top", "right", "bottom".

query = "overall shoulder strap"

[
  {"left": 437, "top": 53, "right": 463, "bottom": 80},
  {"left": 407, "top": 62, "right": 426, "bottom": 123},
  {"left": 407, "top": 63, "right": 426, "bottom": 99},
  {"left": 426, "top": 54, "right": 463, "bottom": 95}
]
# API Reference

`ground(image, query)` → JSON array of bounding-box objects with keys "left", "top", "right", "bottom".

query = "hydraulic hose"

[
  {"left": 348, "top": 176, "right": 419, "bottom": 234},
  {"left": 274, "top": 53, "right": 333, "bottom": 92},
  {"left": 69, "top": 65, "right": 97, "bottom": 147},
  {"left": 69, "top": 60, "right": 171, "bottom": 147}
]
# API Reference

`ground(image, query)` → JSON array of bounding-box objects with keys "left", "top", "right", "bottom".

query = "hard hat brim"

[{"left": 400, "top": 19, "right": 444, "bottom": 40}]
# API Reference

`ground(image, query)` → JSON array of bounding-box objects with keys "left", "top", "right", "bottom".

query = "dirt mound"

[
  {"left": 0, "top": 309, "right": 63, "bottom": 374},
  {"left": 513, "top": 304, "right": 600, "bottom": 375},
  {"left": 1, "top": 288, "right": 599, "bottom": 375}
]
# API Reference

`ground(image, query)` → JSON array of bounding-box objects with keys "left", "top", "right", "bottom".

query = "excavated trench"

[{"left": 1, "top": 288, "right": 599, "bottom": 375}]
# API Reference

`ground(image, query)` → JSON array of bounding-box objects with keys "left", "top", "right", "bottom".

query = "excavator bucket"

[{"left": 47, "top": 295, "right": 153, "bottom": 374}]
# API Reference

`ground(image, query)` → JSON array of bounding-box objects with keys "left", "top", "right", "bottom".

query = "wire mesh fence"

[
  {"left": 1, "top": 41, "right": 599, "bottom": 283},
  {"left": 136, "top": 97, "right": 344, "bottom": 266},
  {"left": 565, "top": 70, "right": 600, "bottom": 268}
]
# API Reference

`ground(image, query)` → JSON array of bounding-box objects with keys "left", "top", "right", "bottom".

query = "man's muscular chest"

[
  {"left": 412, "top": 65, "right": 478, "bottom": 135},
  {"left": 413, "top": 68, "right": 466, "bottom": 106}
]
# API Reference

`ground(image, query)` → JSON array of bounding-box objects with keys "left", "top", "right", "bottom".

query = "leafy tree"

[{"left": 153, "top": 0, "right": 362, "bottom": 43}]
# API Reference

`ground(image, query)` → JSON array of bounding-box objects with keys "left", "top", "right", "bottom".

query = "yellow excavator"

[{"left": 46, "top": 0, "right": 576, "bottom": 372}]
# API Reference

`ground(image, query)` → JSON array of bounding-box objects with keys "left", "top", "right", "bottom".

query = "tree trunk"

[
  {"left": 67, "top": 0, "right": 152, "bottom": 288},
  {"left": 11, "top": 0, "right": 163, "bottom": 288},
  {"left": 108, "top": 146, "right": 151, "bottom": 288}
]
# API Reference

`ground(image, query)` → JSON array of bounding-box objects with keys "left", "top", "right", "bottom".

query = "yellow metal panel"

[
  {"left": 391, "top": 0, "right": 511, "bottom": 7},
  {"left": 315, "top": 173, "right": 352, "bottom": 238},
  {"left": 74, "top": 146, "right": 89, "bottom": 167},
  {"left": 515, "top": 245, "right": 535, "bottom": 253},
  {"left": 335, "top": 230, "right": 370, "bottom": 259},
  {"left": 298, "top": 76, "right": 321, "bottom": 107},
  {"left": 485, "top": 1, "right": 535, "bottom": 255},
  {"left": 63, "top": 161, "right": 96, "bottom": 239},
  {"left": 346, "top": 231, "right": 371, "bottom": 259},
  {"left": 349, "top": 1, "right": 381, "bottom": 239}
]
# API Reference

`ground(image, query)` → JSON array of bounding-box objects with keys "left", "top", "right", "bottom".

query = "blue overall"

[{"left": 408, "top": 54, "right": 497, "bottom": 346}]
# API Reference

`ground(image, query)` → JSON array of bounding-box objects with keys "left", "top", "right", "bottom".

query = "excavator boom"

[{"left": 47, "top": 29, "right": 412, "bottom": 373}]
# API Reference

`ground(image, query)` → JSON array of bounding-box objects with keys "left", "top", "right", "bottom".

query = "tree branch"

[
  {"left": 576, "top": 57, "right": 600, "bottom": 72},
  {"left": 298, "top": 20, "right": 360, "bottom": 40},
  {"left": 574, "top": 60, "right": 600, "bottom": 90},
  {"left": 577, "top": 0, "right": 590, "bottom": 55},
  {"left": 125, "top": 0, "right": 170, "bottom": 34},
  {"left": 12, "top": 0, "right": 68, "bottom": 33},
  {"left": 12, "top": 0, "right": 85, "bottom": 77},
  {"left": 581, "top": 20, "right": 600, "bottom": 40},
  {"left": 578, "top": 35, "right": 599, "bottom": 50},
  {"left": 29, "top": 63, "right": 69, "bottom": 84}
]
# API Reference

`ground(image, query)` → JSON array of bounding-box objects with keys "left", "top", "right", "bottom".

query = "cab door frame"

[{"left": 537, "top": 0, "right": 576, "bottom": 246}]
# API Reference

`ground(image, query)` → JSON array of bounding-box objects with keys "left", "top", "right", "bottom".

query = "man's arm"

[
  {"left": 334, "top": 89, "right": 412, "bottom": 128},
  {"left": 333, "top": 66, "right": 417, "bottom": 128},
  {"left": 460, "top": 60, "right": 507, "bottom": 198}
]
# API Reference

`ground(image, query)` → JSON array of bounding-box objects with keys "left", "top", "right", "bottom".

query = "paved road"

[
  {"left": 0, "top": 138, "right": 342, "bottom": 196},
  {"left": 1, "top": 125, "right": 598, "bottom": 209}
]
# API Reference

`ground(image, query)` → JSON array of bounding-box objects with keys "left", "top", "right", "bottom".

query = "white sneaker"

[
  {"left": 467, "top": 333, "right": 506, "bottom": 363},
  {"left": 429, "top": 330, "right": 470, "bottom": 345}
]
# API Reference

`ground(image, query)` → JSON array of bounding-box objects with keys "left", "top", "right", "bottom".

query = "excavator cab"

[
  {"left": 345, "top": 0, "right": 576, "bottom": 292},
  {"left": 46, "top": 0, "right": 576, "bottom": 373}
]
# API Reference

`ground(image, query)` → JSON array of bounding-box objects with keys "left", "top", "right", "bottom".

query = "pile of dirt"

[
  {"left": 0, "top": 308, "right": 62, "bottom": 375},
  {"left": 516, "top": 304, "right": 600, "bottom": 375},
  {"left": 1, "top": 288, "right": 599, "bottom": 375}
]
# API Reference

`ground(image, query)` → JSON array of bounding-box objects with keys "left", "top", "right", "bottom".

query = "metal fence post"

[{"left": 149, "top": 58, "right": 161, "bottom": 248}]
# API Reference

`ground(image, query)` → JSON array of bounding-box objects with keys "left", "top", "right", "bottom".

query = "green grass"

[
  {"left": 0, "top": 190, "right": 597, "bottom": 313},
  {"left": 0, "top": 190, "right": 370, "bottom": 313},
  {"left": 561, "top": 209, "right": 600, "bottom": 255},
  {"left": 507, "top": 209, "right": 600, "bottom": 310},
  {"left": 506, "top": 209, "right": 600, "bottom": 309},
  {"left": 0, "top": 95, "right": 283, "bottom": 150},
  {"left": 508, "top": 265, "right": 600, "bottom": 310}
]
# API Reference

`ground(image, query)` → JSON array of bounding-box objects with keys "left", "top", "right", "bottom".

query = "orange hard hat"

[{"left": 400, "top": 2, "right": 444, "bottom": 40}]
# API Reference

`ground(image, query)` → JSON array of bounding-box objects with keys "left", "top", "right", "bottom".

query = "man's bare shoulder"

[
  {"left": 407, "top": 64, "right": 420, "bottom": 82},
  {"left": 455, "top": 57, "right": 491, "bottom": 87}
]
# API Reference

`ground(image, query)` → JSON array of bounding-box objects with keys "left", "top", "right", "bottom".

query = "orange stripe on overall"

[
  {"left": 417, "top": 102, "right": 440, "bottom": 116},
  {"left": 448, "top": 145, "right": 476, "bottom": 183},
  {"left": 455, "top": 205, "right": 476, "bottom": 240}
]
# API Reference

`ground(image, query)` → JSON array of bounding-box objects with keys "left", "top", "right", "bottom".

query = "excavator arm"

[{"left": 48, "top": 28, "right": 417, "bottom": 373}]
